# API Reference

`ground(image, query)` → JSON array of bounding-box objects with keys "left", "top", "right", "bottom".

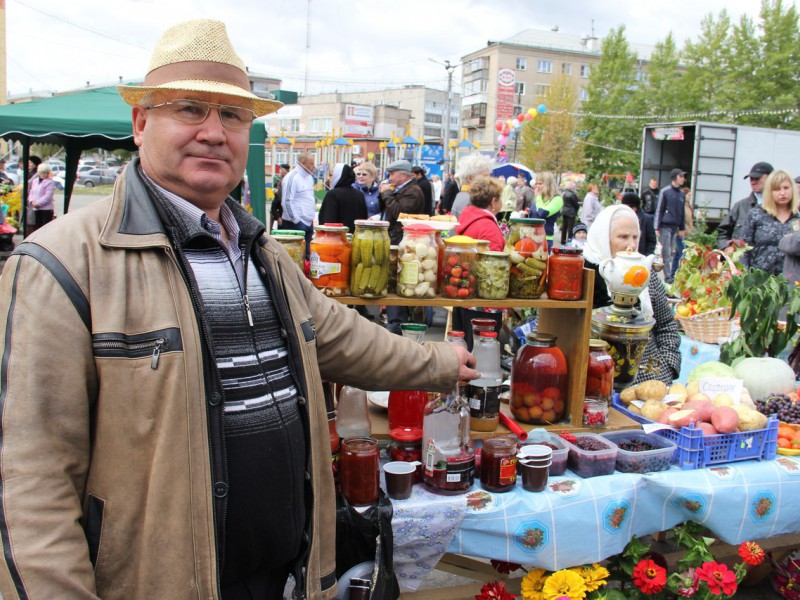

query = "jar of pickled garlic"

[
  {"left": 475, "top": 251, "right": 510, "bottom": 300},
  {"left": 310, "top": 224, "right": 350, "bottom": 296},
  {"left": 272, "top": 230, "right": 306, "bottom": 272},
  {"left": 397, "top": 223, "right": 438, "bottom": 298},
  {"left": 442, "top": 235, "right": 478, "bottom": 299},
  {"left": 547, "top": 247, "right": 584, "bottom": 300},
  {"left": 505, "top": 218, "right": 548, "bottom": 299},
  {"left": 350, "top": 220, "right": 390, "bottom": 298}
]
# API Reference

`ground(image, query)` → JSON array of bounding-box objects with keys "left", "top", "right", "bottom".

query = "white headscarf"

[
  {"left": 329, "top": 163, "right": 345, "bottom": 189},
  {"left": 583, "top": 204, "right": 654, "bottom": 320}
]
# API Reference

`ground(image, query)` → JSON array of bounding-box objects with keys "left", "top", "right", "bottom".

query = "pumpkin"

[{"left": 732, "top": 357, "right": 796, "bottom": 401}]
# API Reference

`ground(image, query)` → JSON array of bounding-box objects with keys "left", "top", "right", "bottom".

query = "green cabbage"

[{"left": 687, "top": 361, "right": 737, "bottom": 382}]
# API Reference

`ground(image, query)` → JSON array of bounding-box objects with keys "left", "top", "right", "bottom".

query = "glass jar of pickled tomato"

[
  {"left": 310, "top": 224, "right": 350, "bottom": 296},
  {"left": 510, "top": 333, "right": 568, "bottom": 425},
  {"left": 442, "top": 235, "right": 478, "bottom": 299},
  {"left": 547, "top": 247, "right": 584, "bottom": 300},
  {"left": 505, "top": 218, "right": 548, "bottom": 299},
  {"left": 586, "top": 339, "right": 614, "bottom": 402}
]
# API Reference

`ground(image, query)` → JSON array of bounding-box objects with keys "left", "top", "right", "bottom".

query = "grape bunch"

[{"left": 755, "top": 394, "right": 800, "bottom": 424}]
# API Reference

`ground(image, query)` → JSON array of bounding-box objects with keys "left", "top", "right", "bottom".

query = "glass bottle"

[
  {"left": 350, "top": 220, "right": 390, "bottom": 298},
  {"left": 397, "top": 223, "right": 438, "bottom": 298},
  {"left": 445, "top": 330, "right": 468, "bottom": 349},
  {"left": 336, "top": 386, "right": 372, "bottom": 439},
  {"left": 340, "top": 437, "right": 380, "bottom": 506},
  {"left": 388, "top": 390, "right": 428, "bottom": 438},
  {"left": 467, "top": 331, "right": 503, "bottom": 432},
  {"left": 442, "top": 235, "right": 478, "bottom": 299},
  {"left": 505, "top": 218, "right": 548, "bottom": 299},
  {"left": 510, "top": 333, "right": 568, "bottom": 425},
  {"left": 309, "top": 224, "right": 351, "bottom": 296},
  {"left": 422, "top": 388, "right": 475, "bottom": 495},
  {"left": 547, "top": 247, "right": 585, "bottom": 300},
  {"left": 480, "top": 436, "right": 518, "bottom": 493}
]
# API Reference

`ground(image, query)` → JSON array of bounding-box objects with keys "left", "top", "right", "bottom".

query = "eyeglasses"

[
  {"left": 355, "top": 172, "right": 370, "bottom": 177},
  {"left": 146, "top": 99, "right": 256, "bottom": 131}
]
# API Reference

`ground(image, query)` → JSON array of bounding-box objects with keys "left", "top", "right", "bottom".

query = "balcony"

[{"left": 463, "top": 116, "right": 486, "bottom": 128}]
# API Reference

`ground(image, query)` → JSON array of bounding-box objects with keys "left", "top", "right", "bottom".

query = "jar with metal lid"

[
  {"left": 583, "top": 397, "right": 609, "bottom": 428},
  {"left": 309, "top": 224, "right": 350, "bottom": 296},
  {"left": 586, "top": 339, "right": 614, "bottom": 402},
  {"left": 397, "top": 223, "right": 438, "bottom": 298},
  {"left": 480, "top": 436, "right": 518, "bottom": 493},
  {"left": 505, "top": 218, "right": 548, "bottom": 299},
  {"left": 475, "top": 239, "right": 491, "bottom": 253},
  {"left": 475, "top": 251, "right": 510, "bottom": 300},
  {"left": 510, "top": 332, "right": 568, "bottom": 425},
  {"left": 389, "top": 427, "right": 423, "bottom": 481},
  {"left": 547, "top": 247, "right": 585, "bottom": 300},
  {"left": 272, "top": 230, "right": 306, "bottom": 272},
  {"left": 388, "top": 245, "right": 399, "bottom": 294},
  {"left": 350, "top": 220, "right": 390, "bottom": 298},
  {"left": 442, "top": 235, "right": 478, "bottom": 299}
]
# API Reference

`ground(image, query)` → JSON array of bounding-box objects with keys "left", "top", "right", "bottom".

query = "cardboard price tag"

[{"left": 698, "top": 378, "right": 743, "bottom": 403}]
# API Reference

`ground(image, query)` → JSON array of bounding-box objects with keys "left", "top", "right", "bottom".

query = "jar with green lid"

[
  {"left": 442, "top": 235, "right": 478, "bottom": 299},
  {"left": 349, "top": 220, "right": 391, "bottom": 298},
  {"left": 505, "top": 218, "right": 548, "bottom": 299},
  {"left": 272, "top": 230, "right": 306, "bottom": 272},
  {"left": 475, "top": 251, "right": 510, "bottom": 300}
]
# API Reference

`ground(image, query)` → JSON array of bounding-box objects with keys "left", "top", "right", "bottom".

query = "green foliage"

[
  {"left": 638, "top": 33, "right": 683, "bottom": 118},
  {"left": 686, "top": 210, "right": 718, "bottom": 247},
  {"left": 720, "top": 268, "right": 800, "bottom": 363},
  {"left": 579, "top": 26, "right": 643, "bottom": 179}
]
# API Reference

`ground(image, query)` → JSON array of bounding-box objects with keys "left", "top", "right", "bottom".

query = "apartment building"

[{"left": 460, "top": 28, "right": 653, "bottom": 153}]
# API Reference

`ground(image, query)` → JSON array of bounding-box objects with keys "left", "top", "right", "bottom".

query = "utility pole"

[
  {"left": 303, "top": 0, "right": 312, "bottom": 94},
  {"left": 442, "top": 60, "right": 456, "bottom": 176}
]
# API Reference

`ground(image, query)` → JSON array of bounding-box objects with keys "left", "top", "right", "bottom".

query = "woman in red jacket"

[{"left": 455, "top": 176, "right": 505, "bottom": 251}]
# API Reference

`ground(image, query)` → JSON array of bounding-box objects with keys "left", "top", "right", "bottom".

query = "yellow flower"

[
  {"left": 542, "top": 569, "right": 587, "bottom": 600},
  {"left": 578, "top": 564, "right": 609, "bottom": 592},
  {"left": 521, "top": 568, "right": 548, "bottom": 600}
]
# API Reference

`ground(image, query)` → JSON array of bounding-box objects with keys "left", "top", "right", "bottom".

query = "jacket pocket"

[
  {"left": 92, "top": 327, "right": 183, "bottom": 369},
  {"left": 82, "top": 494, "right": 105, "bottom": 569}
]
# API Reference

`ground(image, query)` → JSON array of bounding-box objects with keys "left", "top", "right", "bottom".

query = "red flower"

[
  {"left": 632, "top": 558, "right": 667, "bottom": 594},
  {"left": 490, "top": 559, "right": 522, "bottom": 574},
  {"left": 738, "top": 541, "right": 766, "bottom": 566},
  {"left": 475, "top": 580, "right": 517, "bottom": 600},
  {"left": 696, "top": 561, "right": 737, "bottom": 595}
]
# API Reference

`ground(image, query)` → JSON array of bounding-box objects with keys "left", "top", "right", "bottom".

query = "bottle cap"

[
  {"left": 479, "top": 331, "right": 498, "bottom": 338},
  {"left": 448, "top": 330, "right": 465, "bottom": 337}
]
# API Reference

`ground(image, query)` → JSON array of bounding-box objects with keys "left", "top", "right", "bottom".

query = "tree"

[
  {"left": 638, "top": 33, "right": 683, "bottom": 119},
  {"left": 579, "top": 26, "right": 642, "bottom": 179},
  {"left": 518, "top": 75, "right": 584, "bottom": 175}
]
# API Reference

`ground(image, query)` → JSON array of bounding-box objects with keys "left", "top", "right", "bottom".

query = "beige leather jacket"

[{"left": 0, "top": 164, "right": 459, "bottom": 599}]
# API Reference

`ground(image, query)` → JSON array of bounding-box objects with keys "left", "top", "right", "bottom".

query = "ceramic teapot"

[{"left": 599, "top": 249, "right": 657, "bottom": 299}]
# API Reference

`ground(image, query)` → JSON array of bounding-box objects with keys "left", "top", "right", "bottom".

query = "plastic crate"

[
  {"left": 601, "top": 430, "right": 677, "bottom": 473},
  {"left": 611, "top": 396, "right": 779, "bottom": 470}
]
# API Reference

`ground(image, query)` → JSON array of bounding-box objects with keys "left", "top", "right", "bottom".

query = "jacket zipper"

[{"left": 93, "top": 337, "right": 166, "bottom": 369}]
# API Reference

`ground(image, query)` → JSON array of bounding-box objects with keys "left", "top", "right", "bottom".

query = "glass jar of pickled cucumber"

[
  {"left": 475, "top": 251, "right": 510, "bottom": 300},
  {"left": 505, "top": 218, "right": 548, "bottom": 299},
  {"left": 309, "top": 224, "right": 351, "bottom": 296},
  {"left": 350, "top": 220, "right": 390, "bottom": 298},
  {"left": 272, "top": 230, "right": 306, "bottom": 272},
  {"left": 442, "top": 235, "right": 478, "bottom": 299}
]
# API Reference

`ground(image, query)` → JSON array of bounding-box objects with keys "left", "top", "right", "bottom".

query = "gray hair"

[{"left": 455, "top": 154, "right": 492, "bottom": 184}]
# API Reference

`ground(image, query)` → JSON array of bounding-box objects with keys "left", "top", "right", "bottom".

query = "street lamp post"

[{"left": 431, "top": 58, "right": 457, "bottom": 176}]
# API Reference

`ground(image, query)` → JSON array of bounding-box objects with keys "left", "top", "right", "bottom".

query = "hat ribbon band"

[{"left": 144, "top": 60, "right": 250, "bottom": 92}]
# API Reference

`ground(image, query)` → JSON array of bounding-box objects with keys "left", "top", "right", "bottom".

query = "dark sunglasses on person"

[{"left": 146, "top": 99, "right": 256, "bottom": 130}]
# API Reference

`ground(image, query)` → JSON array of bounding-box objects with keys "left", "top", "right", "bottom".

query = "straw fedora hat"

[{"left": 117, "top": 19, "right": 283, "bottom": 117}]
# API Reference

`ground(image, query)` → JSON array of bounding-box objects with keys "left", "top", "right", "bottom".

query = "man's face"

[
  {"left": 675, "top": 174, "right": 686, "bottom": 186},
  {"left": 750, "top": 174, "right": 767, "bottom": 194},
  {"left": 388, "top": 170, "right": 409, "bottom": 187},
  {"left": 649, "top": 178, "right": 658, "bottom": 190},
  {"left": 132, "top": 91, "right": 251, "bottom": 211}
]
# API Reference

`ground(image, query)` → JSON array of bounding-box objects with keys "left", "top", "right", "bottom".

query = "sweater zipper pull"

[{"left": 243, "top": 293, "right": 254, "bottom": 327}]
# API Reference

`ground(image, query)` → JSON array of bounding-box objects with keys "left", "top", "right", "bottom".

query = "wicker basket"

[{"left": 677, "top": 306, "right": 732, "bottom": 344}]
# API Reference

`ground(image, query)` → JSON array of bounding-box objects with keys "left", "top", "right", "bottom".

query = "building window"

[
  {"left": 424, "top": 126, "right": 441, "bottom": 137},
  {"left": 579, "top": 87, "right": 589, "bottom": 101},
  {"left": 425, "top": 112, "right": 443, "bottom": 124},
  {"left": 516, "top": 57, "right": 527, "bottom": 71},
  {"left": 561, "top": 63, "right": 572, "bottom": 75},
  {"left": 279, "top": 118, "right": 299, "bottom": 132},
  {"left": 534, "top": 84, "right": 550, "bottom": 97},
  {"left": 309, "top": 119, "right": 318, "bottom": 133},
  {"left": 580, "top": 65, "right": 590, "bottom": 78},
  {"left": 515, "top": 82, "right": 526, "bottom": 96},
  {"left": 463, "top": 78, "right": 488, "bottom": 96},
  {"left": 537, "top": 60, "right": 552, "bottom": 74}
]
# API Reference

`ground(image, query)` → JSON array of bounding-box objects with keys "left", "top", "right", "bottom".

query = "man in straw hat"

[{"left": 0, "top": 19, "right": 476, "bottom": 599}]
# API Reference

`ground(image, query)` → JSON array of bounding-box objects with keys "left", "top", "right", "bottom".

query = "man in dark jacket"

[
  {"left": 655, "top": 168, "right": 686, "bottom": 282},
  {"left": 317, "top": 164, "right": 367, "bottom": 233},
  {"left": 269, "top": 163, "right": 290, "bottom": 229},
  {"left": 641, "top": 177, "right": 660, "bottom": 216},
  {"left": 439, "top": 171, "right": 458, "bottom": 214},
  {"left": 621, "top": 192, "right": 657, "bottom": 256},
  {"left": 716, "top": 161, "right": 774, "bottom": 252},
  {"left": 560, "top": 182, "right": 580, "bottom": 245},
  {"left": 412, "top": 165, "right": 434, "bottom": 216}
]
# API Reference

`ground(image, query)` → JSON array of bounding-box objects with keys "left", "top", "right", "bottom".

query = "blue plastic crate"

[{"left": 611, "top": 396, "right": 778, "bottom": 470}]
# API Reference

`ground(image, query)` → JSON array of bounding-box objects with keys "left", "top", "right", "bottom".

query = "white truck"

[{"left": 639, "top": 121, "right": 800, "bottom": 222}]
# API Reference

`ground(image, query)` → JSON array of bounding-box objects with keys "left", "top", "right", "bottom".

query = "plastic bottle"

[
  {"left": 336, "top": 386, "right": 372, "bottom": 439},
  {"left": 467, "top": 331, "right": 503, "bottom": 432}
]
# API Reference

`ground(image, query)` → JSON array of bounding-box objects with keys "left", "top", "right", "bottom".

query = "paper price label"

[{"left": 698, "top": 378, "right": 743, "bottom": 403}]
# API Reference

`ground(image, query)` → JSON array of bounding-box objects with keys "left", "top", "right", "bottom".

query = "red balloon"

[
  {"left": 495, "top": 122, "right": 503, "bottom": 132},
  {"left": 524, "top": 113, "right": 533, "bottom": 121},
  {"left": 516, "top": 113, "right": 525, "bottom": 122}
]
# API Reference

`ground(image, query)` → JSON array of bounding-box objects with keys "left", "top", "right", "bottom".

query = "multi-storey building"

[{"left": 460, "top": 28, "right": 653, "bottom": 153}]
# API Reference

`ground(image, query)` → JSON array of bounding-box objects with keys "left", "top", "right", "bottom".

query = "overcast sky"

[{"left": 5, "top": 0, "right": 780, "bottom": 99}]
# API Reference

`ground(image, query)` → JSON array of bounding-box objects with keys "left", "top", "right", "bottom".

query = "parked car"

[
  {"left": 78, "top": 168, "right": 117, "bottom": 187},
  {"left": 52, "top": 174, "right": 65, "bottom": 191}
]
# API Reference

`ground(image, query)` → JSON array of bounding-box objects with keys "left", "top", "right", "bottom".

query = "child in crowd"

[{"left": 570, "top": 222, "right": 588, "bottom": 249}]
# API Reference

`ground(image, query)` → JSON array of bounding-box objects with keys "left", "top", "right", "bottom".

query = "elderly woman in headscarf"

[{"left": 584, "top": 205, "right": 681, "bottom": 385}]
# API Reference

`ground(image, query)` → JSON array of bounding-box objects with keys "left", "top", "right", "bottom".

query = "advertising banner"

[
  {"left": 496, "top": 68, "right": 516, "bottom": 121},
  {"left": 344, "top": 104, "right": 374, "bottom": 137}
]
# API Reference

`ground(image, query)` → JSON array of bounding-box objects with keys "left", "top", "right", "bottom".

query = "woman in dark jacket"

[{"left": 318, "top": 163, "right": 368, "bottom": 233}]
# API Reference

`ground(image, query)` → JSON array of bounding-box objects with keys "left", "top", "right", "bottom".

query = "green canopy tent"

[{"left": 0, "top": 86, "right": 268, "bottom": 234}]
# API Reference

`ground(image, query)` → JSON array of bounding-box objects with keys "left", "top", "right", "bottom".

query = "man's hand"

[
  {"left": 678, "top": 230, "right": 686, "bottom": 238},
  {"left": 452, "top": 345, "right": 480, "bottom": 382}
]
